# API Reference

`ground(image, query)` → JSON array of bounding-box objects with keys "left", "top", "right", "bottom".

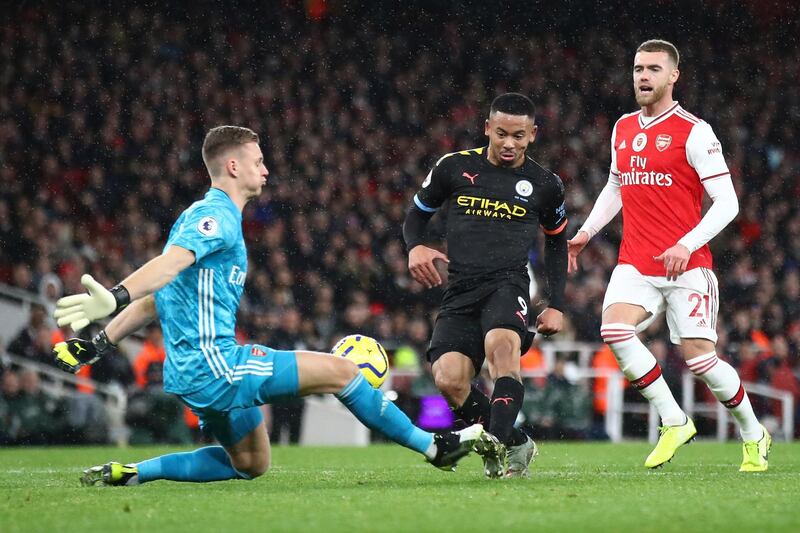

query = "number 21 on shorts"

[{"left": 687, "top": 292, "right": 710, "bottom": 318}]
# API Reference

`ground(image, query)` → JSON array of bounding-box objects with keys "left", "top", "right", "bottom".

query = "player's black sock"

[
  {"left": 453, "top": 383, "right": 528, "bottom": 446},
  {"left": 489, "top": 376, "right": 526, "bottom": 446},
  {"left": 507, "top": 426, "right": 529, "bottom": 447},
  {"left": 452, "top": 385, "right": 491, "bottom": 426}
]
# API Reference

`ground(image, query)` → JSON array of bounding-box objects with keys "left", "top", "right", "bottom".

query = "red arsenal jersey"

[{"left": 611, "top": 103, "right": 730, "bottom": 275}]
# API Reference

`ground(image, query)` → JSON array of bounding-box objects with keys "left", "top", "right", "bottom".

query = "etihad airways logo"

[{"left": 456, "top": 195, "right": 527, "bottom": 219}]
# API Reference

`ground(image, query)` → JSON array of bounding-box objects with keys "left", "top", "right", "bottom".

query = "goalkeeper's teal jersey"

[{"left": 155, "top": 187, "right": 248, "bottom": 395}]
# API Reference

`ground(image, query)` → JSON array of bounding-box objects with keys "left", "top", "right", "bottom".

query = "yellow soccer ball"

[{"left": 331, "top": 334, "right": 389, "bottom": 388}]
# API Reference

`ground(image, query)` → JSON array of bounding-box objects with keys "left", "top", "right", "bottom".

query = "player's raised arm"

[
  {"left": 568, "top": 124, "right": 624, "bottom": 273},
  {"left": 54, "top": 245, "right": 196, "bottom": 332},
  {"left": 403, "top": 158, "right": 451, "bottom": 289}
]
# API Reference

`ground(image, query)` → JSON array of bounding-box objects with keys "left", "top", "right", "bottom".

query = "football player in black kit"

[{"left": 403, "top": 93, "right": 568, "bottom": 478}]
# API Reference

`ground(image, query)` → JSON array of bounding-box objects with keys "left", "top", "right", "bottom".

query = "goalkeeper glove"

[
  {"left": 52, "top": 330, "right": 116, "bottom": 374},
  {"left": 54, "top": 274, "right": 130, "bottom": 331}
]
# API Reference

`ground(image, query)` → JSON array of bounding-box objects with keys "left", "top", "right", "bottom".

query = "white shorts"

[{"left": 602, "top": 264, "right": 719, "bottom": 345}]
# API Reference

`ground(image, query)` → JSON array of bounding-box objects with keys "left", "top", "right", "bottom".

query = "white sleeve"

[
  {"left": 609, "top": 120, "right": 620, "bottom": 176},
  {"left": 578, "top": 177, "right": 622, "bottom": 239},
  {"left": 686, "top": 121, "right": 730, "bottom": 181},
  {"left": 578, "top": 123, "right": 622, "bottom": 239},
  {"left": 676, "top": 121, "right": 737, "bottom": 252},
  {"left": 677, "top": 175, "right": 739, "bottom": 253}
]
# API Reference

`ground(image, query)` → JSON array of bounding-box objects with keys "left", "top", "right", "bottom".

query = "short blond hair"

[
  {"left": 201, "top": 126, "right": 259, "bottom": 176},
  {"left": 637, "top": 39, "right": 680, "bottom": 67}
]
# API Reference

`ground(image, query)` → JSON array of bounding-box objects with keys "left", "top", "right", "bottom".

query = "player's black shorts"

[{"left": 426, "top": 274, "right": 532, "bottom": 374}]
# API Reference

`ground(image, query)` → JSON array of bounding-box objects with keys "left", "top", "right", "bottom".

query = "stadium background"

[{"left": 1, "top": 0, "right": 798, "bottom": 447}]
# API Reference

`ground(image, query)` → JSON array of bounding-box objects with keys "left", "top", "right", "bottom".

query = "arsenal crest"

[{"left": 655, "top": 134, "right": 672, "bottom": 152}]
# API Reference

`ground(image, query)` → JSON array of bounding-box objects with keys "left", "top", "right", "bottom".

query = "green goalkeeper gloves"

[
  {"left": 53, "top": 274, "right": 130, "bottom": 331},
  {"left": 52, "top": 330, "right": 116, "bottom": 374}
]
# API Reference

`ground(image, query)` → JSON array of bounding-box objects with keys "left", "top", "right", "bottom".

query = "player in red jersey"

[{"left": 568, "top": 40, "right": 770, "bottom": 471}]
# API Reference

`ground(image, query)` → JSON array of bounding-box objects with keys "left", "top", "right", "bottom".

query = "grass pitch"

[{"left": 1, "top": 441, "right": 799, "bottom": 532}]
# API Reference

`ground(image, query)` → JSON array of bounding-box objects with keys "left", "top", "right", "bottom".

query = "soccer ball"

[{"left": 331, "top": 334, "right": 389, "bottom": 388}]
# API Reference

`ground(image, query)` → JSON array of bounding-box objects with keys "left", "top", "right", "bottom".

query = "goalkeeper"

[{"left": 53, "top": 126, "right": 496, "bottom": 486}]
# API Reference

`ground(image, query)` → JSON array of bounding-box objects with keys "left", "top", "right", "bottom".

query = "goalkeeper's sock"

[
  {"left": 687, "top": 351, "right": 762, "bottom": 441},
  {"left": 337, "top": 373, "right": 434, "bottom": 457},
  {"left": 137, "top": 446, "right": 249, "bottom": 483},
  {"left": 602, "top": 324, "right": 686, "bottom": 426}
]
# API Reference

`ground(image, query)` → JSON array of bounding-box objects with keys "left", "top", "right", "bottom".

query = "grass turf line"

[{"left": 1, "top": 442, "right": 799, "bottom": 532}]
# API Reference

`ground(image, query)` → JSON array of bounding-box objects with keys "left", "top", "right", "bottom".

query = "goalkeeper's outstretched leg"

[{"left": 78, "top": 352, "right": 486, "bottom": 486}]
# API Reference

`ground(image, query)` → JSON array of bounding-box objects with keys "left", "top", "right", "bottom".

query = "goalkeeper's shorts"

[{"left": 179, "top": 345, "right": 299, "bottom": 446}]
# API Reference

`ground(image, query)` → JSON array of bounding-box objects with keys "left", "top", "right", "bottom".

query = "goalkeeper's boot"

[
  {"left": 740, "top": 425, "right": 771, "bottom": 472},
  {"left": 80, "top": 462, "right": 139, "bottom": 486},
  {"left": 505, "top": 434, "right": 538, "bottom": 478},
  {"left": 427, "top": 424, "right": 485, "bottom": 472},
  {"left": 473, "top": 431, "right": 507, "bottom": 478},
  {"left": 645, "top": 416, "right": 697, "bottom": 468}
]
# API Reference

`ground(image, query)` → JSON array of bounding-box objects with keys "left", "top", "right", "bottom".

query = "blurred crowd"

[{"left": 1, "top": 1, "right": 798, "bottom": 442}]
